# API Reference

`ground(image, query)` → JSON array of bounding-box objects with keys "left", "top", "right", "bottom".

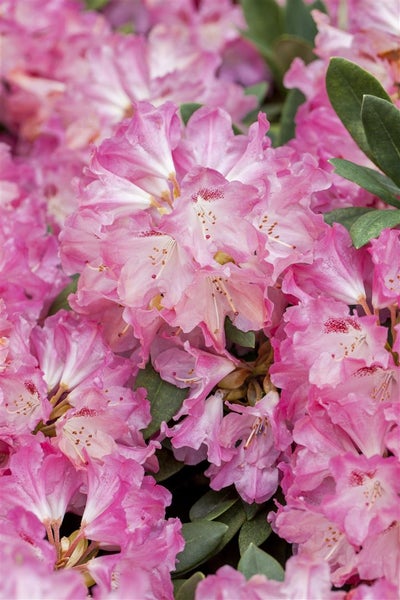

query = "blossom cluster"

[{"left": 0, "top": 0, "right": 399, "bottom": 598}]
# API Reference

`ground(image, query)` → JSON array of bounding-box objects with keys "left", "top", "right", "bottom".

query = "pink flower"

[
  {"left": 322, "top": 453, "right": 400, "bottom": 546},
  {"left": 1, "top": 438, "right": 82, "bottom": 527},
  {"left": 270, "top": 507, "right": 358, "bottom": 586},
  {"left": 205, "top": 392, "right": 283, "bottom": 503},
  {"left": 195, "top": 555, "right": 345, "bottom": 599},
  {"left": 368, "top": 228, "right": 400, "bottom": 309},
  {"left": 162, "top": 167, "right": 260, "bottom": 268},
  {"left": 282, "top": 223, "right": 369, "bottom": 306},
  {"left": 271, "top": 297, "right": 389, "bottom": 392},
  {"left": 355, "top": 521, "right": 400, "bottom": 586}
]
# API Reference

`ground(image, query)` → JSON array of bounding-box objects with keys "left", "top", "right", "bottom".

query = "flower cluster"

[{"left": 0, "top": 0, "right": 399, "bottom": 598}]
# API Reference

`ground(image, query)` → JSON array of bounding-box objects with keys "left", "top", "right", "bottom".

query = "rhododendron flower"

[
  {"left": 282, "top": 223, "right": 369, "bottom": 307},
  {"left": 1, "top": 439, "right": 82, "bottom": 529},
  {"left": 271, "top": 297, "right": 389, "bottom": 394},
  {"left": 205, "top": 392, "right": 285, "bottom": 503},
  {"left": 368, "top": 228, "right": 400, "bottom": 309},
  {"left": 322, "top": 453, "right": 400, "bottom": 546},
  {"left": 196, "top": 555, "right": 346, "bottom": 600}
]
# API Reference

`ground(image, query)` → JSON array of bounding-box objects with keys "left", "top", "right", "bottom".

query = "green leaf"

[
  {"left": 330, "top": 158, "right": 400, "bottom": 208},
  {"left": 240, "top": 0, "right": 284, "bottom": 52},
  {"left": 361, "top": 95, "right": 400, "bottom": 187},
  {"left": 154, "top": 446, "right": 184, "bottom": 482},
  {"left": 180, "top": 103, "right": 202, "bottom": 125},
  {"left": 349, "top": 209, "right": 400, "bottom": 248},
  {"left": 225, "top": 317, "right": 256, "bottom": 348},
  {"left": 189, "top": 488, "right": 239, "bottom": 521},
  {"left": 241, "top": 500, "right": 261, "bottom": 521},
  {"left": 174, "top": 521, "right": 229, "bottom": 576},
  {"left": 47, "top": 274, "right": 79, "bottom": 316},
  {"left": 134, "top": 363, "right": 189, "bottom": 439},
  {"left": 214, "top": 502, "right": 247, "bottom": 551},
  {"left": 326, "top": 57, "right": 392, "bottom": 159},
  {"left": 84, "top": 0, "right": 110, "bottom": 9},
  {"left": 285, "top": 0, "right": 318, "bottom": 45},
  {"left": 238, "top": 543, "right": 285, "bottom": 581},
  {"left": 238, "top": 510, "right": 272, "bottom": 556},
  {"left": 240, "top": 0, "right": 285, "bottom": 87},
  {"left": 273, "top": 35, "right": 315, "bottom": 74},
  {"left": 175, "top": 572, "right": 205, "bottom": 600},
  {"left": 324, "top": 206, "right": 375, "bottom": 230},
  {"left": 278, "top": 87, "right": 306, "bottom": 145},
  {"left": 244, "top": 82, "right": 269, "bottom": 104}
]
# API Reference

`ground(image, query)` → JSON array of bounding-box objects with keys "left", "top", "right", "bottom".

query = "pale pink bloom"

[
  {"left": 205, "top": 392, "right": 284, "bottom": 503},
  {"left": 174, "top": 108, "right": 271, "bottom": 190},
  {"left": 355, "top": 521, "right": 400, "bottom": 587},
  {"left": 31, "top": 311, "right": 131, "bottom": 394},
  {"left": 165, "top": 390, "right": 225, "bottom": 465},
  {"left": 1, "top": 506, "right": 55, "bottom": 567},
  {"left": 151, "top": 337, "right": 236, "bottom": 415},
  {"left": 117, "top": 230, "right": 195, "bottom": 311},
  {"left": 314, "top": 362, "right": 400, "bottom": 457},
  {"left": 270, "top": 507, "right": 358, "bottom": 586},
  {"left": 249, "top": 152, "right": 329, "bottom": 280},
  {"left": 55, "top": 385, "right": 154, "bottom": 468},
  {"left": 88, "top": 518, "right": 183, "bottom": 599},
  {"left": 0, "top": 370, "right": 50, "bottom": 437},
  {"left": 196, "top": 555, "right": 345, "bottom": 600},
  {"left": 1, "top": 438, "right": 82, "bottom": 526},
  {"left": 163, "top": 167, "right": 260, "bottom": 268},
  {"left": 0, "top": 549, "right": 87, "bottom": 599},
  {"left": 80, "top": 454, "right": 141, "bottom": 547},
  {"left": 271, "top": 297, "right": 389, "bottom": 392},
  {"left": 323, "top": 453, "right": 400, "bottom": 546},
  {"left": 284, "top": 408, "right": 357, "bottom": 498},
  {"left": 93, "top": 100, "right": 180, "bottom": 204},
  {"left": 168, "top": 262, "right": 269, "bottom": 352},
  {"left": 282, "top": 223, "right": 368, "bottom": 306},
  {"left": 346, "top": 578, "right": 400, "bottom": 600},
  {"left": 368, "top": 228, "right": 400, "bottom": 309}
]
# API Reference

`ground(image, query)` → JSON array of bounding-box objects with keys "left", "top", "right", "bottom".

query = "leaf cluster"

[{"left": 324, "top": 58, "right": 400, "bottom": 247}]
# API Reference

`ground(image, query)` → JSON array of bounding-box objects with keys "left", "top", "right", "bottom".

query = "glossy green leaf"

[
  {"left": 324, "top": 206, "right": 375, "bottom": 230},
  {"left": 225, "top": 317, "right": 256, "bottom": 348},
  {"left": 330, "top": 158, "right": 400, "bottom": 208},
  {"left": 134, "top": 363, "right": 189, "bottom": 439},
  {"left": 238, "top": 543, "right": 285, "bottom": 581},
  {"left": 279, "top": 87, "right": 306, "bottom": 145},
  {"left": 47, "top": 274, "right": 79, "bottom": 316},
  {"left": 180, "top": 103, "right": 202, "bottom": 125},
  {"left": 175, "top": 572, "right": 205, "bottom": 600},
  {"left": 326, "top": 58, "right": 391, "bottom": 159},
  {"left": 174, "top": 521, "right": 229, "bottom": 576},
  {"left": 349, "top": 209, "right": 400, "bottom": 248},
  {"left": 189, "top": 488, "right": 239, "bottom": 521},
  {"left": 361, "top": 95, "right": 400, "bottom": 187},
  {"left": 238, "top": 510, "right": 272, "bottom": 556},
  {"left": 285, "top": 0, "right": 318, "bottom": 44},
  {"left": 214, "top": 502, "right": 247, "bottom": 551}
]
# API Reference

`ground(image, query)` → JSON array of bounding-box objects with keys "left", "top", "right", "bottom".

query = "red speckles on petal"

[
  {"left": 349, "top": 470, "right": 365, "bottom": 486},
  {"left": 24, "top": 380, "right": 39, "bottom": 396},
  {"left": 192, "top": 188, "right": 224, "bottom": 202},
  {"left": 323, "top": 317, "right": 362, "bottom": 334}
]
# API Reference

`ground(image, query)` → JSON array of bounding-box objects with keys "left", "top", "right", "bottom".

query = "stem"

[
  {"left": 389, "top": 304, "right": 398, "bottom": 347},
  {"left": 358, "top": 296, "right": 372, "bottom": 316}
]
